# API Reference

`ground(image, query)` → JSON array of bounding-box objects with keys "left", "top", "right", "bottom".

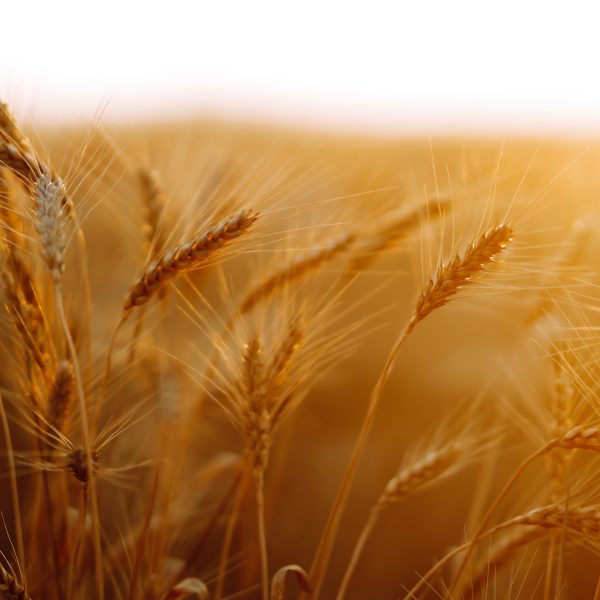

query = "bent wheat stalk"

[
  {"left": 337, "top": 444, "right": 462, "bottom": 600},
  {"left": 307, "top": 224, "right": 513, "bottom": 599}
]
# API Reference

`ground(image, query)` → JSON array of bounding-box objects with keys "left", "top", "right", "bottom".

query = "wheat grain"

[
  {"left": 549, "top": 425, "right": 600, "bottom": 452},
  {"left": 509, "top": 504, "right": 600, "bottom": 536},
  {"left": 165, "top": 578, "right": 209, "bottom": 600}
]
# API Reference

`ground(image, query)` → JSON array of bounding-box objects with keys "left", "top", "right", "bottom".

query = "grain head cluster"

[{"left": 0, "top": 102, "right": 599, "bottom": 599}]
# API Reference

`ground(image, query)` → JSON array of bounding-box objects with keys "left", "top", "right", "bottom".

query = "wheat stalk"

[
  {"left": 380, "top": 444, "right": 461, "bottom": 507},
  {"left": 309, "top": 224, "right": 513, "bottom": 599}
]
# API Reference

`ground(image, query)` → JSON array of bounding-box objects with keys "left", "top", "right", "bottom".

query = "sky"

[{"left": 2, "top": 1, "right": 600, "bottom": 134}]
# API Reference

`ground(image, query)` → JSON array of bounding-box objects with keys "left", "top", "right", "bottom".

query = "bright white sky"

[{"left": 3, "top": 1, "right": 600, "bottom": 134}]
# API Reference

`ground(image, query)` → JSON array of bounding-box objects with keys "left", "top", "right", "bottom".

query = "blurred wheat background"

[{"left": 3, "top": 2, "right": 600, "bottom": 599}]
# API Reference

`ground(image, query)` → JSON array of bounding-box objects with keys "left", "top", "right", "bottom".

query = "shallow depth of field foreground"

[{"left": 2, "top": 104, "right": 600, "bottom": 599}]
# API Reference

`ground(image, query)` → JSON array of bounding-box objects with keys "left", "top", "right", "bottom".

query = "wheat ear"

[
  {"left": 138, "top": 167, "right": 166, "bottom": 254},
  {"left": 349, "top": 196, "right": 451, "bottom": 272},
  {"left": 337, "top": 444, "right": 461, "bottom": 600},
  {"left": 47, "top": 360, "right": 75, "bottom": 432},
  {"left": 407, "top": 224, "right": 513, "bottom": 333},
  {"left": 34, "top": 174, "right": 67, "bottom": 284},
  {"left": 239, "top": 232, "right": 354, "bottom": 316},
  {"left": 124, "top": 209, "right": 258, "bottom": 314}
]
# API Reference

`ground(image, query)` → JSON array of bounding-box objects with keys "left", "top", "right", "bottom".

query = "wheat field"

[{"left": 1, "top": 103, "right": 600, "bottom": 599}]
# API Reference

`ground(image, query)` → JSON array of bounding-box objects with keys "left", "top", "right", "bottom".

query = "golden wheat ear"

[
  {"left": 408, "top": 224, "right": 513, "bottom": 333},
  {"left": 123, "top": 208, "right": 259, "bottom": 314},
  {"left": 34, "top": 173, "right": 68, "bottom": 284}
]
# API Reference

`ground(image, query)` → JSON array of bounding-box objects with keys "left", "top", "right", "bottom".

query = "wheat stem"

[
  {"left": 255, "top": 470, "right": 269, "bottom": 600},
  {"left": 55, "top": 288, "right": 104, "bottom": 600}
]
